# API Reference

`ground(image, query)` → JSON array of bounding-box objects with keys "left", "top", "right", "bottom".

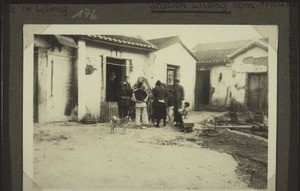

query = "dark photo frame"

[{"left": 1, "top": 1, "right": 299, "bottom": 191}]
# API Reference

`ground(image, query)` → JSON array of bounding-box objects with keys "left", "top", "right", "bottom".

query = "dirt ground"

[
  {"left": 199, "top": 130, "right": 268, "bottom": 189},
  {"left": 33, "top": 111, "right": 266, "bottom": 190}
]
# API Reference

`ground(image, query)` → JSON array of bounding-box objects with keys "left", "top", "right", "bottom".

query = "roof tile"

[
  {"left": 193, "top": 39, "right": 268, "bottom": 65},
  {"left": 83, "top": 35, "right": 157, "bottom": 50}
]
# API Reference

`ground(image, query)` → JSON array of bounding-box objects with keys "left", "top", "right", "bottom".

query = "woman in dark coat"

[{"left": 152, "top": 80, "right": 168, "bottom": 127}]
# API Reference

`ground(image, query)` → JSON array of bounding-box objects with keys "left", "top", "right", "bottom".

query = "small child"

[
  {"left": 182, "top": 102, "right": 190, "bottom": 119},
  {"left": 178, "top": 102, "right": 194, "bottom": 132}
]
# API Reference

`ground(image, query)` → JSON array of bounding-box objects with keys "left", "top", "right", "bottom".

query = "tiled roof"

[
  {"left": 82, "top": 35, "right": 157, "bottom": 51},
  {"left": 227, "top": 40, "right": 268, "bottom": 58},
  {"left": 194, "top": 49, "right": 237, "bottom": 64},
  {"left": 148, "top": 36, "right": 179, "bottom": 50},
  {"left": 193, "top": 39, "right": 268, "bottom": 65},
  {"left": 192, "top": 39, "right": 253, "bottom": 53},
  {"left": 148, "top": 36, "right": 198, "bottom": 61}
]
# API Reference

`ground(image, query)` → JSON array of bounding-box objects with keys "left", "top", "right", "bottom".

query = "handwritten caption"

[
  {"left": 150, "top": 2, "right": 297, "bottom": 13},
  {"left": 8, "top": 4, "right": 68, "bottom": 16},
  {"left": 8, "top": 5, "right": 98, "bottom": 20},
  {"left": 7, "top": 2, "right": 297, "bottom": 19},
  {"left": 71, "top": 9, "right": 97, "bottom": 20}
]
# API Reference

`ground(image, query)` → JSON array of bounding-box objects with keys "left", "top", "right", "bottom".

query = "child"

[
  {"left": 178, "top": 102, "right": 194, "bottom": 132},
  {"left": 182, "top": 102, "right": 190, "bottom": 119}
]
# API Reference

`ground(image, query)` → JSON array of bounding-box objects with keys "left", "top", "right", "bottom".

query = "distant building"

[
  {"left": 192, "top": 39, "right": 269, "bottom": 113},
  {"left": 148, "top": 36, "right": 197, "bottom": 110}
]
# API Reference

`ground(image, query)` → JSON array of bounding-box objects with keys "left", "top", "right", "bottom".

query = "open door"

[
  {"left": 105, "top": 57, "right": 126, "bottom": 102},
  {"left": 195, "top": 70, "right": 210, "bottom": 110},
  {"left": 100, "top": 57, "right": 127, "bottom": 122},
  {"left": 247, "top": 73, "right": 268, "bottom": 114}
]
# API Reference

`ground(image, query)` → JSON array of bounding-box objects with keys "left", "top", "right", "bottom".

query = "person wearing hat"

[
  {"left": 173, "top": 78, "right": 185, "bottom": 125},
  {"left": 152, "top": 80, "right": 168, "bottom": 127}
]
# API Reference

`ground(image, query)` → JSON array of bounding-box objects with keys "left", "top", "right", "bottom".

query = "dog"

[{"left": 110, "top": 115, "right": 131, "bottom": 134}]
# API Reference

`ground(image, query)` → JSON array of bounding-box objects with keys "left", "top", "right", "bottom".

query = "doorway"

[
  {"left": 105, "top": 57, "right": 127, "bottom": 102},
  {"left": 101, "top": 57, "right": 127, "bottom": 122},
  {"left": 195, "top": 70, "right": 210, "bottom": 110},
  {"left": 247, "top": 73, "right": 268, "bottom": 113}
]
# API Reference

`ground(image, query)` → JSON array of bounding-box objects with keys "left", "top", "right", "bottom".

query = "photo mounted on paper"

[{"left": 23, "top": 24, "right": 278, "bottom": 190}]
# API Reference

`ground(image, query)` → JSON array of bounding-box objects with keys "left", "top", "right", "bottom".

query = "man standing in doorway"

[
  {"left": 107, "top": 72, "right": 118, "bottom": 101},
  {"left": 117, "top": 76, "right": 132, "bottom": 119},
  {"left": 173, "top": 78, "right": 185, "bottom": 126}
]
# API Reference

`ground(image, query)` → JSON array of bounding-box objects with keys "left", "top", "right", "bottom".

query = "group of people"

[
  {"left": 151, "top": 79, "right": 188, "bottom": 128},
  {"left": 108, "top": 72, "right": 189, "bottom": 129}
]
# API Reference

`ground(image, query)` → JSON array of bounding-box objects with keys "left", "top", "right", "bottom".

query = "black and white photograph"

[{"left": 23, "top": 24, "right": 278, "bottom": 191}]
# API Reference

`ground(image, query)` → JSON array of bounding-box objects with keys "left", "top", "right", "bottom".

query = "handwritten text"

[{"left": 72, "top": 9, "right": 97, "bottom": 20}]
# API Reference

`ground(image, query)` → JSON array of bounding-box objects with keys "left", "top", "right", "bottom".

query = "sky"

[{"left": 42, "top": 25, "right": 273, "bottom": 49}]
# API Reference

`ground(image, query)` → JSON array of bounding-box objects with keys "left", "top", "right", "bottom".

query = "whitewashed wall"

[
  {"left": 209, "top": 66, "right": 232, "bottom": 106},
  {"left": 206, "top": 46, "right": 268, "bottom": 106},
  {"left": 36, "top": 48, "right": 48, "bottom": 123},
  {"left": 37, "top": 45, "right": 76, "bottom": 122},
  {"left": 152, "top": 43, "right": 197, "bottom": 110},
  {"left": 79, "top": 41, "right": 154, "bottom": 120}
]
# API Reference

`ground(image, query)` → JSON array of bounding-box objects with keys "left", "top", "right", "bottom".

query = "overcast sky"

[{"left": 43, "top": 25, "right": 272, "bottom": 49}]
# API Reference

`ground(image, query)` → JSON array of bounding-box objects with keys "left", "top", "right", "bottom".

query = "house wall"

[
  {"left": 36, "top": 45, "right": 77, "bottom": 122},
  {"left": 153, "top": 43, "right": 196, "bottom": 110},
  {"left": 36, "top": 48, "right": 48, "bottom": 123},
  {"left": 199, "top": 46, "right": 268, "bottom": 107},
  {"left": 79, "top": 41, "right": 154, "bottom": 120}
]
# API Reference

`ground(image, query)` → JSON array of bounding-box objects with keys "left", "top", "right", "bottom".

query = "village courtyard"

[
  {"left": 33, "top": 111, "right": 268, "bottom": 190},
  {"left": 29, "top": 28, "right": 271, "bottom": 190}
]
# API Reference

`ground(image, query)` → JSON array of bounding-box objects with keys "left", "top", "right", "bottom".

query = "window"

[{"left": 167, "top": 65, "right": 180, "bottom": 86}]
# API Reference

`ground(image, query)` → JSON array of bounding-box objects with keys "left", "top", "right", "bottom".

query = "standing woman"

[
  {"left": 132, "top": 82, "right": 149, "bottom": 128},
  {"left": 152, "top": 80, "right": 168, "bottom": 127},
  {"left": 117, "top": 76, "right": 132, "bottom": 119}
]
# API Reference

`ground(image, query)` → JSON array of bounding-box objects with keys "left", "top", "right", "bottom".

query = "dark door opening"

[
  {"left": 247, "top": 73, "right": 268, "bottom": 114},
  {"left": 106, "top": 57, "right": 126, "bottom": 102},
  {"left": 195, "top": 70, "right": 210, "bottom": 109}
]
